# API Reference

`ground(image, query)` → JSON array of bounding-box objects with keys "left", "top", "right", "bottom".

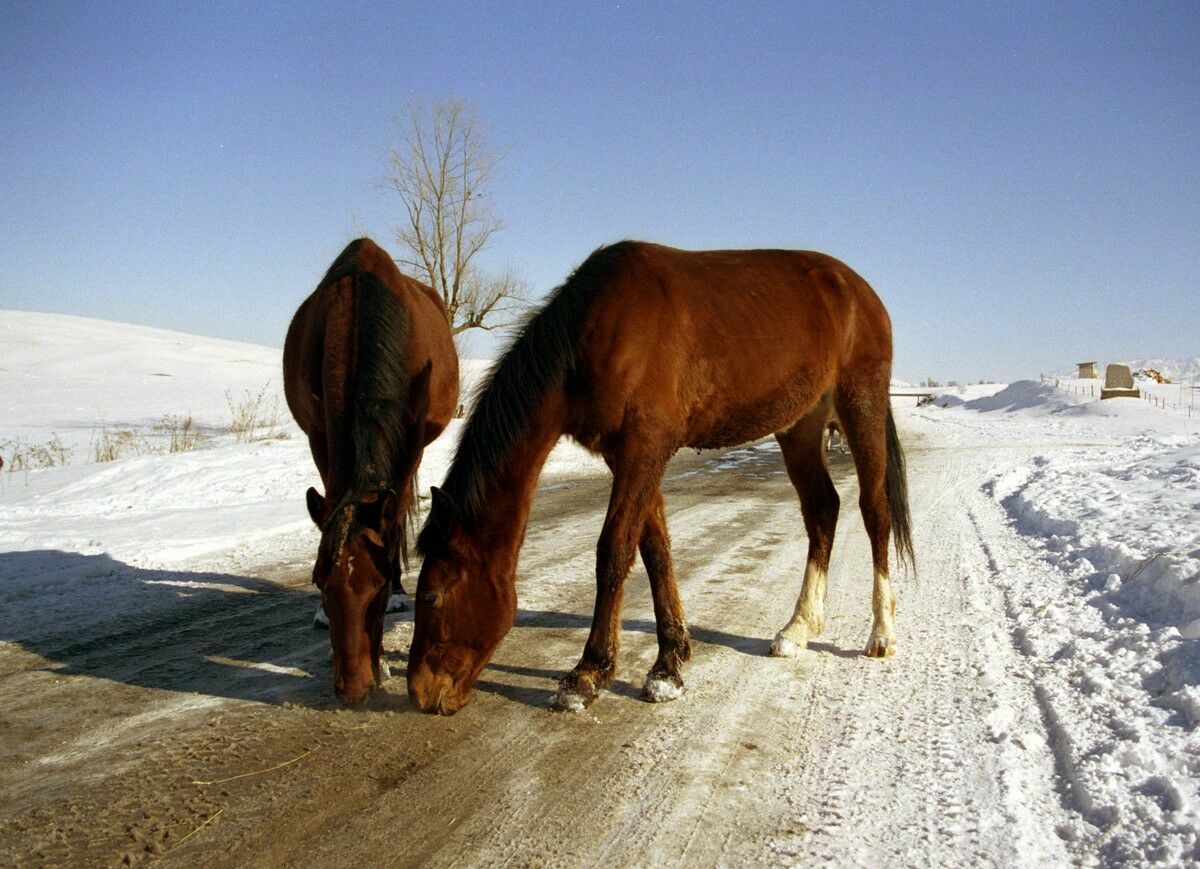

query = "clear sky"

[{"left": 2, "top": 2, "right": 1197, "bottom": 382}]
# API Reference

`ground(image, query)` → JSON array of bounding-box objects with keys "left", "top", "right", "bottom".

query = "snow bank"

[
  {"left": 995, "top": 439, "right": 1200, "bottom": 637},
  {"left": 913, "top": 377, "right": 1200, "bottom": 861}
]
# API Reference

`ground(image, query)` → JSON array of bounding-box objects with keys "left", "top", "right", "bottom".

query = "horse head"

[
  {"left": 307, "top": 486, "right": 399, "bottom": 706},
  {"left": 407, "top": 487, "right": 516, "bottom": 714}
]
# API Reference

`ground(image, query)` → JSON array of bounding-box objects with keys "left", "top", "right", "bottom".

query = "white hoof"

[
  {"left": 385, "top": 593, "right": 408, "bottom": 613},
  {"left": 642, "top": 677, "right": 683, "bottom": 703},
  {"left": 770, "top": 632, "right": 804, "bottom": 657},
  {"left": 377, "top": 659, "right": 391, "bottom": 681},
  {"left": 313, "top": 606, "right": 329, "bottom": 629},
  {"left": 549, "top": 690, "right": 587, "bottom": 713}
]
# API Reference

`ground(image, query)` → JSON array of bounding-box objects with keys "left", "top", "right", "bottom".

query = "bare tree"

[{"left": 386, "top": 99, "right": 527, "bottom": 335}]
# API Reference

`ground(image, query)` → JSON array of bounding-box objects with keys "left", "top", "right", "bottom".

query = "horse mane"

[
  {"left": 418, "top": 242, "right": 631, "bottom": 551},
  {"left": 324, "top": 239, "right": 414, "bottom": 564}
]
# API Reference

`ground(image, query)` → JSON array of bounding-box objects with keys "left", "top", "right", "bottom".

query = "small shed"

[{"left": 1077, "top": 361, "right": 1099, "bottom": 379}]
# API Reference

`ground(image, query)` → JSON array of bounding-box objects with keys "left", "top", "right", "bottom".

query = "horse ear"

[
  {"left": 405, "top": 361, "right": 433, "bottom": 429},
  {"left": 362, "top": 489, "right": 400, "bottom": 530},
  {"left": 428, "top": 486, "right": 457, "bottom": 534},
  {"left": 306, "top": 487, "right": 329, "bottom": 526},
  {"left": 359, "top": 488, "right": 399, "bottom": 533}
]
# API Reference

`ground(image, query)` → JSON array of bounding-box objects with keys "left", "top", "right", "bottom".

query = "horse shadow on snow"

[{"left": 0, "top": 549, "right": 343, "bottom": 708}]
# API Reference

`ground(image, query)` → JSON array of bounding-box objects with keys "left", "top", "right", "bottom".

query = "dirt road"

[{"left": 0, "top": 432, "right": 1072, "bottom": 866}]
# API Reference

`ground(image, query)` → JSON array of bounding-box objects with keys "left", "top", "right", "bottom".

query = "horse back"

[
  {"left": 283, "top": 239, "right": 459, "bottom": 492},
  {"left": 568, "top": 242, "right": 891, "bottom": 450}
]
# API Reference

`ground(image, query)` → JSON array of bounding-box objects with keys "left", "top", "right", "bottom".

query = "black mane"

[
  {"left": 418, "top": 242, "right": 631, "bottom": 552},
  {"left": 324, "top": 239, "right": 414, "bottom": 562}
]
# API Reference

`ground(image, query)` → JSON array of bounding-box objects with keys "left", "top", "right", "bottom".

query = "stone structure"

[
  {"left": 1101, "top": 364, "right": 1141, "bottom": 399},
  {"left": 1077, "top": 361, "right": 1100, "bottom": 379}
]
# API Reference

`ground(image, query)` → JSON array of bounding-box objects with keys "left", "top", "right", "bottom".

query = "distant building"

[{"left": 1077, "top": 361, "right": 1099, "bottom": 379}]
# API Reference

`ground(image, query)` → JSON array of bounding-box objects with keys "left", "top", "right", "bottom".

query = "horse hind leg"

[
  {"left": 639, "top": 490, "right": 691, "bottom": 702},
  {"left": 835, "top": 384, "right": 896, "bottom": 658},
  {"left": 770, "top": 409, "right": 839, "bottom": 657}
]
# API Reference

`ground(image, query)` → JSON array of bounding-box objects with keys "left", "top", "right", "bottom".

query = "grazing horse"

[
  {"left": 408, "top": 241, "right": 913, "bottom": 715},
  {"left": 284, "top": 238, "right": 458, "bottom": 705}
]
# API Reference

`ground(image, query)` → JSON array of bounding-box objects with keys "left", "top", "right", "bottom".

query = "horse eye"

[{"left": 418, "top": 591, "right": 442, "bottom": 608}]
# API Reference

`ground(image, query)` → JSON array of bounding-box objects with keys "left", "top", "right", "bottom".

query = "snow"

[
  {"left": 4, "top": 310, "right": 1200, "bottom": 862},
  {"left": 906, "top": 379, "right": 1200, "bottom": 862},
  {"left": 0, "top": 310, "right": 603, "bottom": 572}
]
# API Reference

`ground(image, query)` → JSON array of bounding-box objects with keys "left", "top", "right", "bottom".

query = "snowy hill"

[
  {"left": 0, "top": 311, "right": 601, "bottom": 567},
  {"left": 1123, "top": 357, "right": 1200, "bottom": 384},
  {"left": 1, "top": 310, "right": 284, "bottom": 453},
  {"left": 1058, "top": 356, "right": 1200, "bottom": 384}
]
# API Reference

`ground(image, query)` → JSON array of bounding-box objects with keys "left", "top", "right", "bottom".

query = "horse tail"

[{"left": 885, "top": 407, "right": 915, "bottom": 573}]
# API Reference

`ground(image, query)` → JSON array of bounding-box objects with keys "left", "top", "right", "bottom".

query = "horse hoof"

[
  {"left": 769, "top": 633, "right": 804, "bottom": 657},
  {"left": 549, "top": 690, "right": 589, "bottom": 713},
  {"left": 641, "top": 676, "right": 683, "bottom": 703},
  {"left": 863, "top": 636, "right": 894, "bottom": 658},
  {"left": 386, "top": 593, "right": 408, "bottom": 613},
  {"left": 313, "top": 606, "right": 329, "bottom": 629},
  {"left": 378, "top": 659, "right": 391, "bottom": 681}
]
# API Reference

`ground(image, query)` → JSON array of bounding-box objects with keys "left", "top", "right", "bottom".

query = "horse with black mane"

[
  {"left": 408, "top": 241, "right": 913, "bottom": 715},
  {"left": 284, "top": 237, "right": 458, "bottom": 705}
]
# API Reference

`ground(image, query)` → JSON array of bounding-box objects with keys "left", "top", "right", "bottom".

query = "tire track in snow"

[{"left": 752, "top": 442, "right": 1073, "bottom": 866}]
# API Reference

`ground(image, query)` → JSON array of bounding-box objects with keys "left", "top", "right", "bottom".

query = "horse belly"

[{"left": 688, "top": 379, "right": 823, "bottom": 449}]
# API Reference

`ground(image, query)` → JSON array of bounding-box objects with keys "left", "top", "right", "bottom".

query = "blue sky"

[{"left": 2, "top": 2, "right": 1197, "bottom": 381}]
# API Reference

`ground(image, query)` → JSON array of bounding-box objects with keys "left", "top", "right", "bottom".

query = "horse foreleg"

[
  {"left": 552, "top": 450, "right": 667, "bottom": 711},
  {"left": 639, "top": 491, "right": 691, "bottom": 702}
]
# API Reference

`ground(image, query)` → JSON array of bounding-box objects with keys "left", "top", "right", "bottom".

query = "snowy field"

[
  {"left": 2, "top": 310, "right": 1199, "bottom": 863},
  {"left": 0, "top": 310, "right": 602, "bottom": 569}
]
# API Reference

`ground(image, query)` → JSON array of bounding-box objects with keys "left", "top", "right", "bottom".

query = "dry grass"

[
  {"left": 154, "top": 414, "right": 208, "bottom": 453},
  {"left": 1, "top": 434, "right": 72, "bottom": 473},
  {"left": 92, "top": 426, "right": 149, "bottom": 463},
  {"left": 226, "top": 384, "right": 283, "bottom": 442}
]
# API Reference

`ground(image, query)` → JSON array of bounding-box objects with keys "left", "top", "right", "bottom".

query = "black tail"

[{"left": 885, "top": 408, "right": 915, "bottom": 572}]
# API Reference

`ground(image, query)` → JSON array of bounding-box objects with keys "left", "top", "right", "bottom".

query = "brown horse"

[
  {"left": 284, "top": 237, "right": 458, "bottom": 705},
  {"left": 408, "top": 241, "right": 913, "bottom": 715}
]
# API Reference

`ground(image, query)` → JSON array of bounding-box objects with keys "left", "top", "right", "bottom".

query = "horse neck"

[{"left": 463, "top": 390, "right": 568, "bottom": 577}]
